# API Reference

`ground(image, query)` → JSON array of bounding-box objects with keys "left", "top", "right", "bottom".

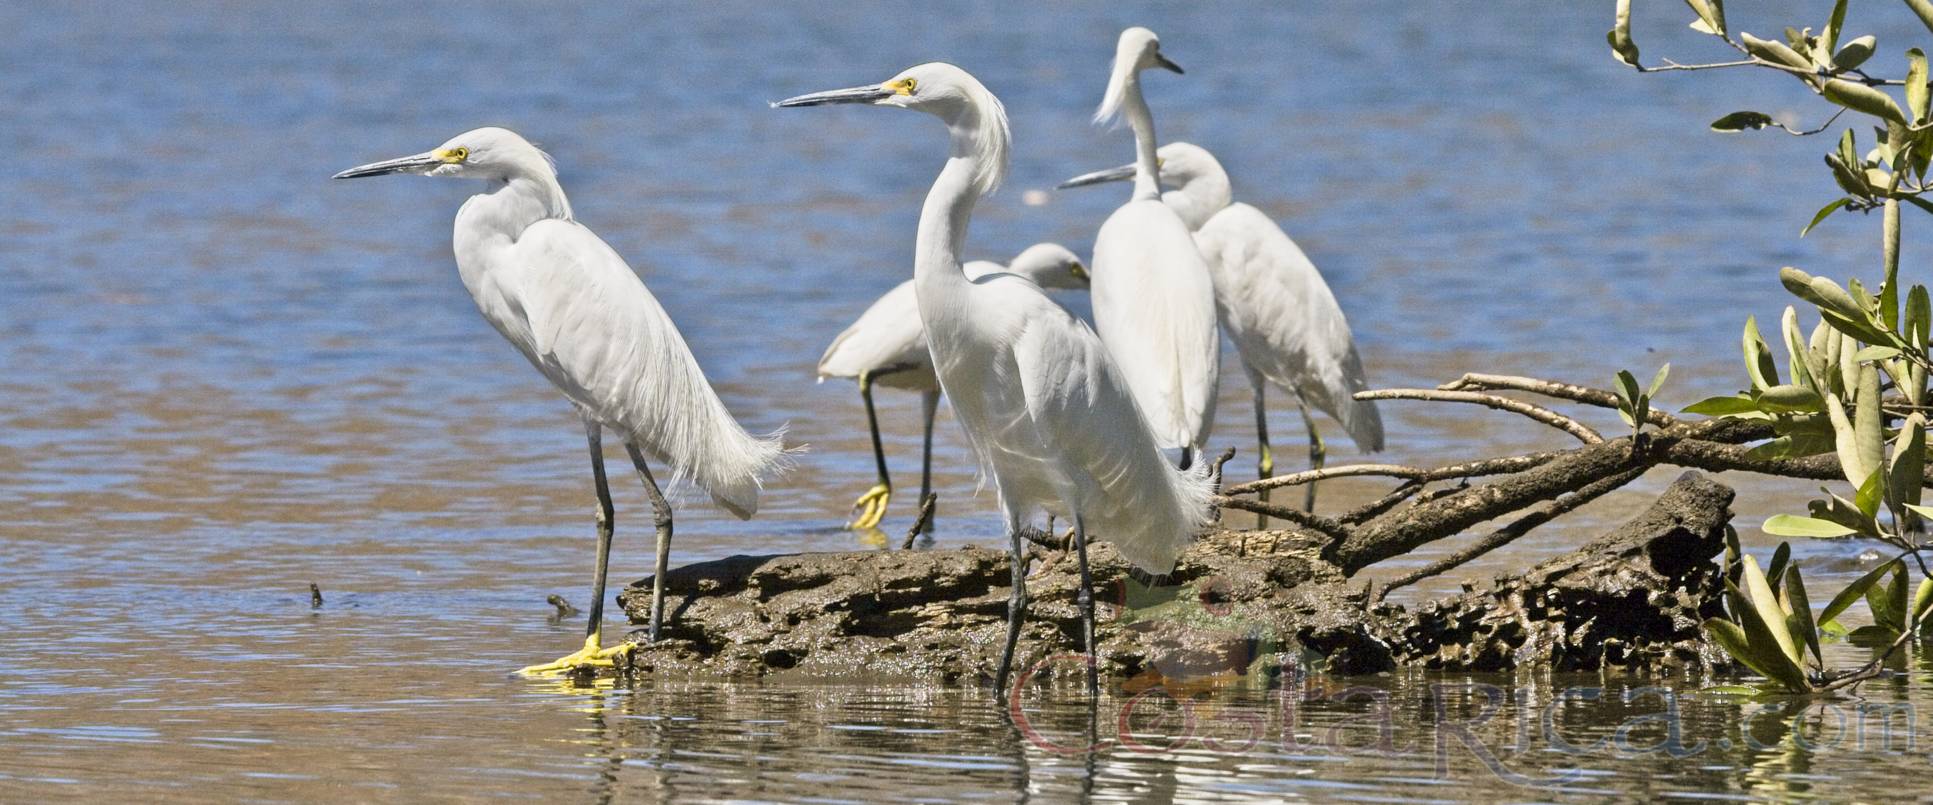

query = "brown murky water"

[{"left": 7, "top": 1, "right": 1933, "bottom": 801}]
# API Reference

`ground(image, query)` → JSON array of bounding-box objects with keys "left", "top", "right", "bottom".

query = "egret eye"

[
  {"left": 893, "top": 77, "right": 918, "bottom": 96},
  {"left": 452, "top": 147, "right": 469, "bottom": 161}
]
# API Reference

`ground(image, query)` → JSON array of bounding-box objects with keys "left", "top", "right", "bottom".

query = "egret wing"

[
  {"left": 496, "top": 218, "right": 784, "bottom": 515},
  {"left": 1089, "top": 200, "right": 1221, "bottom": 450},
  {"left": 1196, "top": 203, "right": 1383, "bottom": 451},
  {"left": 996, "top": 277, "right": 1207, "bottom": 571}
]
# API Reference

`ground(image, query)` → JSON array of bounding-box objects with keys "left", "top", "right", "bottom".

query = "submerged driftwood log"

[{"left": 613, "top": 472, "right": 1736, "bottom": 685}]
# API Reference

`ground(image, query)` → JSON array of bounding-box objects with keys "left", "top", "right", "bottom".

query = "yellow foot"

[
  {"left": 846, "top": 483, "right": 891, "bottom": 530},
  {"left": 517, "top": 635, "right": 636, "bottom": 676}
]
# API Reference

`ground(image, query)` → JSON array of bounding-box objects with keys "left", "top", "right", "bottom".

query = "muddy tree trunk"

[{"left": 613, "top": 473, "right": 1736, "bottom": 684}]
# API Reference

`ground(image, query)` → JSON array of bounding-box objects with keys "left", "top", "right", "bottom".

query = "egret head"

[
  {"left": 775, "top": 63, "right": 1010, "bottom": 196},
  {"left": 333, "top": 126, "right": 559, "bottom": 184},
  {"left": 1007, "top": 243, "right": 1089, "bottom": 290},
  {"left": 1095, "top": 26, "right": 1183, "bottom": 126},
  {"left": 1057, "top": 142, "right": 1231, "bottom": 230}
]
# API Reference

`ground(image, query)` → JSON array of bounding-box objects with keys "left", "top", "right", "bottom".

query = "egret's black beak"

[
  {"left": 1154, "top": 53, "right": 1185, "bottom": 75},
  {"left": 1057, "top": 163, "right": 1137, "bottom": 190},
  {"left": 772, "top": 85, "right": 897, "bottom": 108},
  {"left": 332, "top": 152, "right": 441, "bottom": 180}
]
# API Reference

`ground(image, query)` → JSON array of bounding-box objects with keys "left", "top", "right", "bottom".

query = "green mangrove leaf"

[
  {"left": 1742, "top": 555, "right": 1803, "bottom": 667},
  {"left": 1889, "top": 413, "right": 1925, "bottom": 512},
  {"left": 1684, "top": 0, "right": 1724, "bottom": 35},
  {"left": 1761, "top": 514, "right": 1856, "bottom": 538},
  {"left": 1711, "top": 111, "right": 1775, "bottom": 132},
  {"left": 1747, "top": 433, "right": 1836, "bottom": 460},
  {"left": 1684, "top": 395, "right": 1759, "bottom": 416},
  {"left": 1856, "top": 363, "right": 1885, "bottom": 488},
  {"left": 1823, "top": 79, "right": 1909, "bottom": 125},
  {"left": 1726, "top": 580, "right": 1812, "bottom": 691},
  {"left": 1822, "top": 0, "right": 1847, "bottom": 55},
  {"left": 1743, "top": 316, "right": 1779, "bottom": 390},
  {"left": 1910, "top": 0, "right": 1933, "bottom": 36},
  {"left": 1785, "top": 566, "right": 1823, "bottom": 665},
  {"left": 1780, "top": 306, "right": 1811, "bottom": 388},
  {"left": 1802, "top": 197, "right": 1850, "bottom": 236},
  {"left": 1832, "top": 35, "right": 1875, "bottom": 72},
  {"left": 1767, "top": 542, "right": 1793, "bottom": 590},
  {"left": 1854, "top": 468, "right": 1885, "bottom": 518},
  {"left": 1826, "top": 392, "right": 1868, "bottom": 484},
  {"left": 1820, "top": 558, "right": 1901, "bottom": 628},
  {"left": 1912, "top": 49, "right": 1931, "bottom": 124},
  {"left": 1757, "top": 384, "right": 1822, "bottom": 413}
]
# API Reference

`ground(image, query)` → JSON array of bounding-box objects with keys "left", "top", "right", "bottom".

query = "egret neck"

[
  {"left": 452, "top": 171, "right": 574, "bottom": 295},
  {"left": 1121, "top": 74, "right": 1163, "bottom": 203},
  {"left": 912, "top": 127, "right": 986, "bottom": 324}
]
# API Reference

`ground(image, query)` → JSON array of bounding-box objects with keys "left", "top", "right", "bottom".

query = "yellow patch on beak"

[{"left": 435, "top": 146, "right": 470, "bottom": 164}]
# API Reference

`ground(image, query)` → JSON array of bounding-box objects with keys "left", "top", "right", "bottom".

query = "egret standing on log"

[
  {"left": 1083, "top": 27, "right": 1222, "bottom": 469},
  {"left": 1061, "top": 142, "right": 1384, "bottom": 518},
  {"left": 820, "top": 243, "right": 1089, "bottom": 531},
  {"left": 333, "top": 127, "right": 788, "bottom": 675},
  {"left": 777, "top": 64, "right": 1213, "bottom": 694}
]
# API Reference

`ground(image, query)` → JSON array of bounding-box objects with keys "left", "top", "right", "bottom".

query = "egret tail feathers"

[
  {"left": 1100, "top": 457, "right": 1215, "bottom": 574},
  {"left": 1340, "top": 397, "right": 1385, "bottom": 454}
]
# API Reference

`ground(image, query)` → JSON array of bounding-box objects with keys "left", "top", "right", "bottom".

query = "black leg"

[
  {"left": 625, "top": 442, "right": 674, "bottom": 642},
  {"left": 918, "top": 388, "right": 939, "bottom": 535},
  {"left": 1178, "top": 446, "right": 1194, "bottom": 471},
  {"left": 1073, "top": 514, "right": 1097, "bottom": 697},
  {"left": 1296, "top": 395, "right": 1326, "bottom": 513},
  {"left": 583, "top": 420, "right": 616, "bottom": 645},
  {"left": 1254, "top": 382, "right": 1273, "bottom": 531},
  {"left": 995, "top": 516, "right": 1028, "bottom": 694},
  {"left": 849, "top": 370, "right": 893, "bottom": 529}
]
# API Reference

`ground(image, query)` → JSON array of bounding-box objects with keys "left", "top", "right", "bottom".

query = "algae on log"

[{"left": 613, "top": 473, "right": 1736, "bottom": 685}]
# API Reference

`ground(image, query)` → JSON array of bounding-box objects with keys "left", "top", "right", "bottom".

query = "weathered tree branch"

[
  {"left": 1223, "top": 454, "right": 1558, "bottom": 496},
  {"left": 1377, "top": 465, "right": 1648, "bottom": 597},
  {"left": 1215, "top": 375, "right": 1921, "bottom": 579},
  {"left": 1212, "top": 496, "right": 1350, "bottom": 542},
  {"left": 1355, "top": 388, "right": 1604, "bottom": 444},
  {"left": 1439, "top": 372, "right": 1680, "bottom": 427}
]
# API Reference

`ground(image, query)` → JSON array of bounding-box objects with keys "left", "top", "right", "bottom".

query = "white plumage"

[
  {"left": 817, "top": 243, "right": 1089, "bottom": 392},
  {"left": 334, "top": 126, "right": 786, "bottom": 673},
  {"left": 1150, "top": 143, "right": 1383, "bottom": 453},
  {"left": 1060, "top": 140, "right": 1383, "bottom": 514},
  {"left": 816, "top": 243, "right": 1089, "bottom": 530},
  {"left": 470, "top": 216, "right": 786, "bottom": 515},
  {"left": 1085, "top": 27, "right": 1221, "bottom": 459},
  {"left": 777, "top": 61, "right": 1213, "bottom": 692}
]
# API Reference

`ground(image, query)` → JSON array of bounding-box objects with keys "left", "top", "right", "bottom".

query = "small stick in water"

[
  {"left": 547, "top": 594, "right": 579, "bottom": 617},
  {"left": 900, "top": 493, "right": 938, "bottom": 550},
  {"left": 309, "top": 583, "right": 323, "bottom": 609}
]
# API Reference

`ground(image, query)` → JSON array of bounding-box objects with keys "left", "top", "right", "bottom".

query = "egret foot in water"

[
  {"left": 848, "top": 482, "right": 892, "bottom": 530},
  {"left": 519, "top": 633, "right": 636, "bottom": 676}
]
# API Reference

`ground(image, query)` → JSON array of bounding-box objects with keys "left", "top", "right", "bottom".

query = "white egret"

[
  {"left": 819, "top": 243, "right": 1089, "bottom": 531},
  {"left": 333, "top": 127, "right": 788, "bottom": 675},
  {"left": 1084, "top": 27, "right": 1222, "bottom": 468},
  {"left": 777, "top": 64, "right": 1213, "bottom": 693},
  {"left": 1060, "top": 142, "right": 1385, "bottom": 517}
]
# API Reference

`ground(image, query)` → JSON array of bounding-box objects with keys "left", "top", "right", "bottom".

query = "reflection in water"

[
  {"left": 442, "top": 671, "right": 1933, "bottom": 802},
  {"left": 7, "top": 0, "right": 1933, "bottom": 799}
]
